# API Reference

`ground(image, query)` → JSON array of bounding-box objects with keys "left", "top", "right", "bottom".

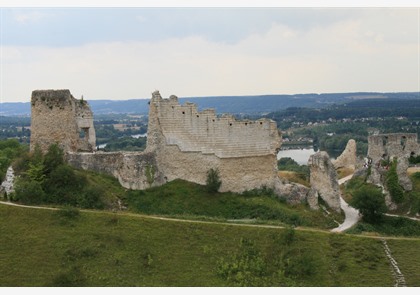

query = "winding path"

[{"left": 331, "top": 174, "right": 360, "bottom": 233}]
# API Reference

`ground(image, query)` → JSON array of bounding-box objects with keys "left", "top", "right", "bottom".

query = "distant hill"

[{"left": 1, "top": 92, "right": 419, "bottom": 116}]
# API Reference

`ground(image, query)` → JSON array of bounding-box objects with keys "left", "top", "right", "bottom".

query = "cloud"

[
  {"left": 1, "top": 8, "right": 418, "bottom": 102},
  {"left": 13, "top": 11, "right": 48, "bottom": 24}
]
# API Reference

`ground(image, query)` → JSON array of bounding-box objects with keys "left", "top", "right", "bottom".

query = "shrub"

[
  {"left": 77, "top": 185, "right": 105, "bottom": 209},
  {"left": 350, "top": 185, "right": 386, "bottom": 223},
  {"left": 44, "top": 144, "right": 64, "bottom": 175},
  {"left": 206, "top": 168, "right": 222, "bottom": 193},
  {"left": 12, "top": 178, "right": 46, "bottom": 204}
]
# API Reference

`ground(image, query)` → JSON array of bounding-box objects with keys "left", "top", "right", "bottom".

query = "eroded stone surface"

[
  {"left": 30, "top": 90, "right": 96, "bottom": 153},
  {"left": 274, "top": 178, "right": 309, "bottom": 205},
  {"left": 367, "top": 133, "right": 420, "bottom": 193},
  {"left": 333, "top": 139, "right": 357, "bottom": 170},
  {"left": 308, "top": 151, "right": 341, "bottom": 212},
  {"left": 37, "top": 90, "right": 282, "bottom": 194}
]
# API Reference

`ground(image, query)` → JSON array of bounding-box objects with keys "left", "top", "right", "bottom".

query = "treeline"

[
  {"left": 103, "top": 137, "right": 147, "bottom": 152},
  {"left": 291, "top": 122, "right": 369, "bottom": 156},
  {"left": 267, "top": 99, "right": 420, "bottom": 124}
]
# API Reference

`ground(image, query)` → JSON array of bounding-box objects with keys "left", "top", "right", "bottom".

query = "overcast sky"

[{"left": 0, "top": 7, "right": 419, "bottom": 102}]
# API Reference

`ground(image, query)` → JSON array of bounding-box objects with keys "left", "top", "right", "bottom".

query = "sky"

[{"left": 0, "top": 4, "right": 419, "bottom": 102}]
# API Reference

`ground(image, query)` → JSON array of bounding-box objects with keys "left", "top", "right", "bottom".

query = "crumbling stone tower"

[
  {"left": 30, "top": 89, "right": 96, "bottom": 153},
  {"left": 367, "top": 133, "right": 420, "bottom": 192}
]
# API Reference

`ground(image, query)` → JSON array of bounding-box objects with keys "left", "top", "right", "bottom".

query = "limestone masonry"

[
  {"left": 25, "top": 89, "right": 420, "bottom": 216},
  {"left": 33, "top": 90, "right": 282, "bottom": 193},
  {"left": 366, "top": 133, "right": 420, "bottom": 195},
  {"left": 30, "top": 90, "right": 96, "bottom": 153}
]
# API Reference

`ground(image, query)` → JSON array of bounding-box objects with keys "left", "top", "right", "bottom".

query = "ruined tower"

[{"left": 30, "top": 89, "right": 96, "bottom": 153}]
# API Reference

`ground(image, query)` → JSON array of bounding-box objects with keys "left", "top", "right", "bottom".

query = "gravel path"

[{"left": 331, "top": 174, "right": 360, "bottom": 233}]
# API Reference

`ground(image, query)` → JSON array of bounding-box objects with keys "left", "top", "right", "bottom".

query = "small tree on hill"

[
  {"left": 44, "top": 144, "right": 64, "bottom": 175},
  {"left": 206, "top": 168, "right": 222, "bottom": 193},
  {"left": 350, "top": 185, "right": 387, "bottom": 223}
]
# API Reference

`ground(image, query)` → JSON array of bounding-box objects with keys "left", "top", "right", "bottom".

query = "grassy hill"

[{"left": 1, "top": 203, "right": 420, "bottom": 286}]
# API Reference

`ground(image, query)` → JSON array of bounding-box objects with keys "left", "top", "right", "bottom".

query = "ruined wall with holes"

[
  {"left": 142, "top": 91, "right": 281, "bottom": 192},
  {"left": 367, "top": 133, "right": 419, "bottom": 161},
  {"left": 30, "top": 90, "right": 96, "bottom": 153},
  {"left": 62, "top": 90, "right": 282, "bottom": 193},
  {"left": 366, "top": 133, "right": 420, "bottom": 195}
]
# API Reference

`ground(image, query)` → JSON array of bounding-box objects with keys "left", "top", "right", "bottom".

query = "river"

[
  {"left": 277, "top": 147, "right": 338, "bottom": 165},
  {"left": 98, "top": 133, "right": 147, "bottom": 149},
  {"left": 277, "top": 148, "right": 316, "bottom": 165}
]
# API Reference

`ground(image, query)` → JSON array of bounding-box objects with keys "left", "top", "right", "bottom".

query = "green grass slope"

[
  {"left": 125, "top": 179, "right": 342, "bottom": 229},
  {"left": 2, "top": 204, "right": 419, "bottom": 287}
]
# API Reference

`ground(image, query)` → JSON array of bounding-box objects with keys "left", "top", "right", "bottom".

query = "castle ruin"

[
  {"left": 367, "top": 133, "right": 420, "bottom": 192},
  {"left": 32, "top": 90, "right": 282, "bottom": 193}
]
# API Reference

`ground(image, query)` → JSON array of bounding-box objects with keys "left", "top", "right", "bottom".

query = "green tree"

[
  {"left": 350, "top": 186, "right": 386, "bottom": 223},
  {"left": 25, "top": 162, "right": 46, "bottom": 184},
  {"left": 44, "top": 144, "right": 64, "bottom": 175},
  {"left": 206, "top": 168, "right": 222, "bottom": 193}
]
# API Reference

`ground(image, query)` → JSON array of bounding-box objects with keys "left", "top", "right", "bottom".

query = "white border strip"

[{"left": 0, "top": 0, "right": 419, "bottom": 8}]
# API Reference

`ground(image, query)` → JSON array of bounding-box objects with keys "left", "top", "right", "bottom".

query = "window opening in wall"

[
  {"left": 182, "top": 111, "right": 185, "bottom": 114},
  {"left": 79, "top": 127, "right": 90, "bottom": 140},
  {"left": 229, "top": 123, "right": 232, "bottom": 126},
  {"left": 260, "top": 122, "right": 263, "bottom": 125},
  {"left": 245, "top": 123, "right": 248, "bottom": 126},
  {"left": 212, "top": 119, "right": 215, "bottom": 122},
  {"left": 196, "top": 115, "right": 199, "bottom": 118}
]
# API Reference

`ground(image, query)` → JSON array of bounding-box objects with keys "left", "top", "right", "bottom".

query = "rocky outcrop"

[
  {"left": 274, "top": 178, "right": 309, "bottom": 205},
  {"left": 308, "top": 151, "right": 341, "bottom": 212},
  {"left": 333, "top": 139, "right": 357, "bottom": 170},
  {"left": 0, "top": 166, "right": 15, "bottom": 200}
]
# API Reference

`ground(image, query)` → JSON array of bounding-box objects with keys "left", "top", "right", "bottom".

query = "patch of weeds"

[
  {"left": 51, "top": 266, "right": 87, "bottom": 287},
  {"left": 281, "top": 227, "right": 296, "bottom": 246},
  {"left": 55, "top": 206, "right": 80, "bottom": 226},
  {"left": 64, "top": 246, "right": 98, "bottom": 262},
  {"left": 143, "top": 252, "right": 154, "bottom": 268},
  {"left": 107, "top": 214, "right": 119, "bottom": 226}
]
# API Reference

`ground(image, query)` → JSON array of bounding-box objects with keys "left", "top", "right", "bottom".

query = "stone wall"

[
  {"left": 367, "top": 133, "right": 419, "bottom": 161},
  {"left": 66, "top": 151, "right": 165, "bottom": 190},
  {"left": 30, "top": 90, "right": 96, "bottom": 153},
  {"left": 367, "top": 133, "right": 420, "bottom": 191},
  {"left": 33, "top": 89, "right": 282, "bottom": 194},
  {"left": 145, "top": 91, "right": 281, "bottom": 193},
  {"left": 146, "top": 91, "right": 280, "bottom": 158}
]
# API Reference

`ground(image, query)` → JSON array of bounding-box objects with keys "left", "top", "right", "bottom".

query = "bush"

[
  {"left": 13, "top": 178, "right": 46, "bottom": 204},
  {"left": 44, "top": 144, "right": 64, "bottom": 175},
  {"left": 77, "top": 185, "right": 105, "bottom": 209},
  {"left": 350, "top": 185, "right": 386, "bottom": 223},
  {"left": 206, "top": 168, "right": 222, "bottom": 193}
]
